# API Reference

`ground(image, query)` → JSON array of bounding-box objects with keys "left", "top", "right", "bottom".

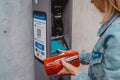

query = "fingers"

[
  {"left": 56, "top": 50, "right": 80, "bottom": 76},
  {"left": 61, "top": 58, "right": 76, "bottom": 71},
  {"left": 57, "top": 49, "right": 68, "bottom": 53},
  {"left": 57, "top": 49, "right": 74, "bottom": 53},
  {"left": 57, "top": 68, "right": 69, "bottom": 75},
  {"left": 61, "top": 58, "right": 79, "bottom": 76}
]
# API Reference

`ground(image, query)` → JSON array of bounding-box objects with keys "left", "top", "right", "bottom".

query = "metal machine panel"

[
  {"left": 33, "top": 0, "right": 72, "bottom": 80},
  {"left": 33, "top": 0, "right": 51, "bottom": 80}
]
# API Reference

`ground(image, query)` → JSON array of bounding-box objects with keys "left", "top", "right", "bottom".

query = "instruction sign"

[{"left": 33, "top": 11, "right": 47, "bottom": 61}]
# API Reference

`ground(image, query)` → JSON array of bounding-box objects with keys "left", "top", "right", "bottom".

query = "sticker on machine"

[{"left": 33, "top": 11, "right": 47, "bottom": 61}]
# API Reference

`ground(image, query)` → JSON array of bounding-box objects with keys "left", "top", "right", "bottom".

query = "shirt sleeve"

[
  {"left": 80, "top": 52, "right": 91, "bottom": 65},
  {"left": 74, "top": 72, "right": 91, "bottom": 80},
  {"left": 103, "top": 30, "right": 120, "bottom": 80},
  {"left": 72, "top": 52, "right": 91, "bottom": 80}
]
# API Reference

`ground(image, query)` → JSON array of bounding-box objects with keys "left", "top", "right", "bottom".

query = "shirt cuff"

[
  {"left": 74, "top": 72, "right": 91, "bottom": 80},
  {"left": 80, "top": 52, "right": 90, "bottom": 65}
]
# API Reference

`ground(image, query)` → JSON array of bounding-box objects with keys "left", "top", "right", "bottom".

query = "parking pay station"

[{"left": 33, "top": 0, "right": 72, "bottom": 80}]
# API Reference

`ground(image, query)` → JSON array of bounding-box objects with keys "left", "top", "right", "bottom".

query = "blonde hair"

[{"left": 98, "top": 0, "right": 120, "bottom": 24}]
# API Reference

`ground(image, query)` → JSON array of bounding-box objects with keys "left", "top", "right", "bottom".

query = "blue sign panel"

[{"left": 35, "top": 41, "right": 44, "bottom": 51}]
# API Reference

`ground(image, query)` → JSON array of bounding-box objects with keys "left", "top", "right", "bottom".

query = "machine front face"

[
  {"left": 33, "top": 0, "right": 72, "bottom": 61},
  {"left": 33, "top": 0, "right": 72, "bottom": 80}
]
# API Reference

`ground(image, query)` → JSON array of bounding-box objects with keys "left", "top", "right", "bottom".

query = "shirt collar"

[{"left": 97, "top": 13, "right": 120, "bottom": 37}]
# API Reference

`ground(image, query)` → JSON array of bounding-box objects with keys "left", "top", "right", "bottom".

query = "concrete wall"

[
  {"left": 0, "top": 0, "right": 34, "bottom": 80},
  {"left": 72, "top": 0, "right": 103, "bottom": 75}
]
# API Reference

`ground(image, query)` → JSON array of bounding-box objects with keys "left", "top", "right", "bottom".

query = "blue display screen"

[{"left": 51, "top": 38, "right": 68, "bottom": 55}]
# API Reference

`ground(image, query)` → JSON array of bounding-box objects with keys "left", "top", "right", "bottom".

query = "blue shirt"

[{"left": 74, "top": 13, "right": 120, "bottom": 80}]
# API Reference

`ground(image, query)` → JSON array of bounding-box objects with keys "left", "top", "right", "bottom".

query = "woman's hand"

[
  {"left": 57, "top": 49, "right": 75, "bottom": 54},
  {"left": 57, "top": 58, "right": 80, "bottom": 76},
  {"left": 57, "top": 49, "right": 81, "bottom": 76}
]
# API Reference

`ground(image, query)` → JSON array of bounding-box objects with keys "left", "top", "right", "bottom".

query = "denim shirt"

[{"left": 74, "top": 13, "right": 120, "bottom": 80}]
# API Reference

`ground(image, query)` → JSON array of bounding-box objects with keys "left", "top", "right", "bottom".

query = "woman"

[{"left": 57, "top": 0, "right": 120, "bottom": 80}]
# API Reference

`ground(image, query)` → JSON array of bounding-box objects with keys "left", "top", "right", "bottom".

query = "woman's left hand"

[{"left": 57, "top": 58, "right": 80, "bottom": 76}]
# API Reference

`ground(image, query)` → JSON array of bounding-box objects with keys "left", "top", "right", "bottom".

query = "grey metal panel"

[
  {"left": 34, "top": 58, "right": 49, "bottom": 80},
  {"left": 63, "top": 0, "right": 73, "bottom": 49}
]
